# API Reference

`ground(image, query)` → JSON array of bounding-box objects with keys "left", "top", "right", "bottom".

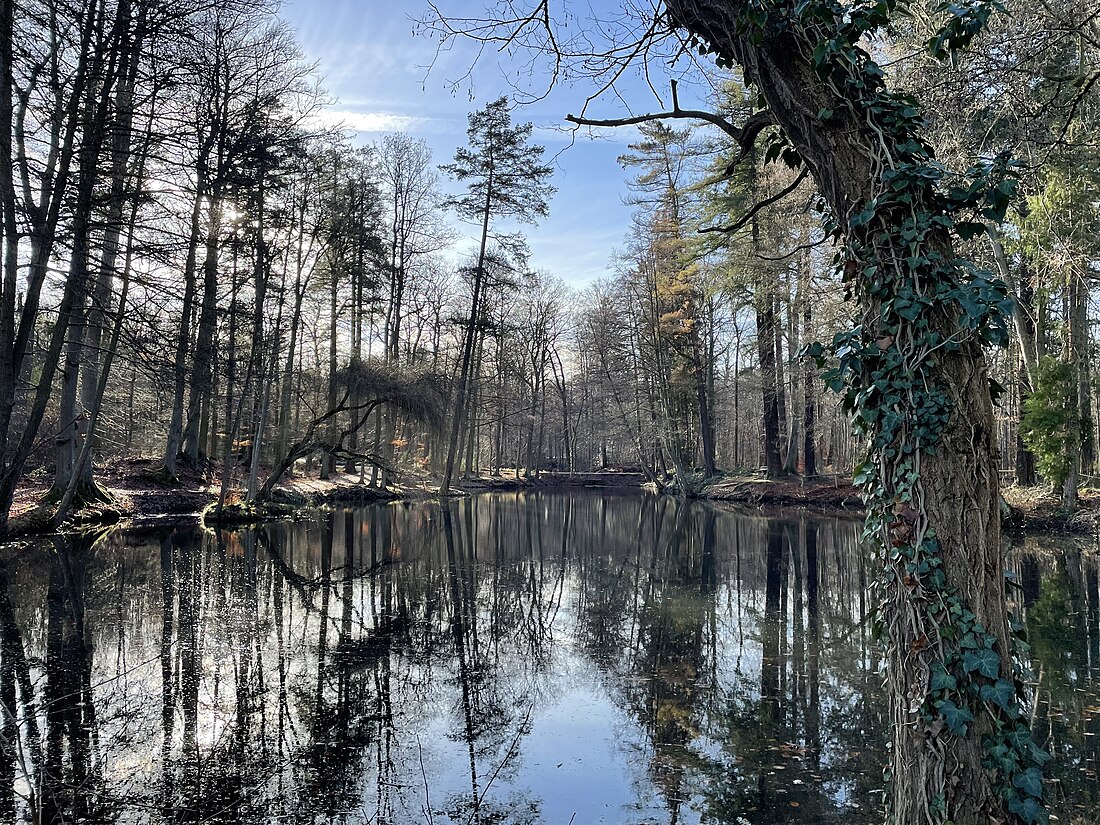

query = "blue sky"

[{"left": 277, "top": 0, "right": 706, "bottom": 288}]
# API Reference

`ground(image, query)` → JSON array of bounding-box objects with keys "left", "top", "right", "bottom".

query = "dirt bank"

[
  {"left": 1001, "top": 485, "right": 1100, "bottom": 535},
  {"left": 7, "top": 460, "right": 1096, "bottom": 537}
]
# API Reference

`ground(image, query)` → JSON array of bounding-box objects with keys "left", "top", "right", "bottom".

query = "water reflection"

[
  {"left": 0, "top": 493, "right": 1095, "bottom": 824},
  {"left": 1005, "top": 533, "right": 1100, "bottom": 823}
]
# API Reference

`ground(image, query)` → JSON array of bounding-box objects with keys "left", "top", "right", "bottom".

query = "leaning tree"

[
  {"left": 424, "top": 1, "right": 1049, "bottom": 823},
  {"left": 439, "top": 97, "right": 555, "bottom": 493}
]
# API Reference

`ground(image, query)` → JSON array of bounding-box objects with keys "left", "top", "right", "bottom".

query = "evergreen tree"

[{"left": 439, "top": 97, "right": 555, "bottom": 493}]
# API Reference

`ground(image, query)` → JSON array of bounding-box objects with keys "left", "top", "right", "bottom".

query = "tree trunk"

[
  {"left": 0, "top": 0, "right": 100, "bottom": 530},
  {"left": 55, "top": 178, "right": 142, "bottom": 524},
  {"left": 321, "top": 265, "right": 339, "bottom": 481},
  {"left": 78, "top": 0, "right": 141, "bottom": 492},
  {"left": 755, "top": 275, "right": 782, "bottom": 478},
  {"left": 693, "top": 327, "right": 717, "bottom": 477},
  {"left": 534, "top": 385, "right": 547, "bottom": 479},
  {"left": 774, "top": 291, "right": 790, "bottom": 467},
  {"left": 1014, "top": 354, "right": 1037, "bottom": 487},
  {"left": 1013, "top": 272, "right": 1038, "bottom": 486},
  {"left": 732, "top": 327, "right": 741, "bottom": 468},
  {"left": 442, "top": 173, "right": 493, "bottom": 494},
  {"left": 275, "top": 262, "right": 307, "bottom": 470},
  {"left": 346, "top": 265, "right": 363, "bottom": 476},
  {"left": 783, "top": 269, "right": 801, "bottom": 474},
  {"left": 463, "top": 337, "right": 484, "bottom": 478},
  {"left": 665, "top": 4, "right": 1021, "bottom": 822},
  {"left": 222, "top": 254, "right": 239, "bottom": 469},
  {"left": 50, "top": 17, "right": 118, "bottom": 501},
  {"left": 164, "top": 169, "right": 209, "bottom": 478},
  {"left": 53, "top": 289, "right": 88, "bottom": 498},
  {"left": 183, "top": 196, "right": 222, "bottom": 463},
  {"left": 802, "top": 270, "right": 817, "bottom": 477},
  {"left": 1071, "top": 272, "right": 1093, "bottom": 477}
]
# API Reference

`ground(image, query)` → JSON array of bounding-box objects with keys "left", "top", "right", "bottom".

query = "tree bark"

[
  {"left": 0, "top": 0, "right": 100, "bottom": 531},
  {"left": 441, "top": 171, "right": 493, "bottom": 494},
  {"left": 50, "top": 0, "right": 119, "bottom": 500},
  {"left": 1013, "top": 271, "right": 1039, "bottom": 486},
  {"left": 755, "top": 270, "right": 782, "bottom": 478},
  {"left": 164, "top": 167, "right": 210, "bottom": 478},
  {"left": 275, "top": 206, "right": 310, "bottom": 470},
  {"left": 183, "top": 196, "right": 222, "bottom": 462},
  {"left": 78, "top": 0, "right": 142, "bottom": 494},
  {"left": 321, "top": 245, "right": 339, "bottom": 480},
  {"left": 693, "top": 323, "right": 717, "bottom": 477},
  {"left": 1071, "top": 271, "right": 1093, "bottom": 477},
  {"left": 802, "top": 286, "right": 817, "bottom": 477},
  {"left": 665, "top": 3, "right": 1015, "bottom": 822}
]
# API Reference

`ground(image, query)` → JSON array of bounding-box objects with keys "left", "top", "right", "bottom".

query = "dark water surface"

[{"left": 0, "top": 492, "right": 1097, "bottom": 824}]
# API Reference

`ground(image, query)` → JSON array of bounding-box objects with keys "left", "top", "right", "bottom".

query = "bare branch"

[
  {"left": 699, "top": 169, "right": 809, "bottom": 235},
  {"left": 723, "top": 109, "right": 775, "bottom": 172},
  {"left": 566, "top": 97, "right": 774, "bottom": 163},
  {"left": 754, "top": 236, "right": 830, "bottom": 261}
]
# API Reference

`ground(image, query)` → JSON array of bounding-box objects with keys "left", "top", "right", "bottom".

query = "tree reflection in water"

[{"left": 0, "top": 492, "right": 1095, "bottom": 824}]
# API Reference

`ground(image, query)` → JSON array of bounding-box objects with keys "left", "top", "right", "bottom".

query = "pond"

[{"left": 0, "top": 491, "right": 1097, "bottom": 824}]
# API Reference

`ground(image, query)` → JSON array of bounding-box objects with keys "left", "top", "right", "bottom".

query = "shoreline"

[{"left": 4, "top": 462, "right": 1097, "bottom": 538}]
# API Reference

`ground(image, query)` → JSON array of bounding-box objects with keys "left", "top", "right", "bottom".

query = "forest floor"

[
  {"left": 6, "top": 461, "right": 653, "bottom": 534},
  {"left": 1001, "top": 484, "right": 1100, "bottom": 534},
  {"left": 699, "top": 476, "right": 1100, "bottom": 534},
  {"left": 5, "top": 459, "right": 1098, "bottom": 536}
]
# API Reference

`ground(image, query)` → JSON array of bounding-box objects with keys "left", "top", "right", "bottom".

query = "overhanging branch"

[
  {"left": 699, "top": 169, "right": 809, "bottom": 235},
  {"left": 566, "top": 80, "right": 773, "bottom": 160}
]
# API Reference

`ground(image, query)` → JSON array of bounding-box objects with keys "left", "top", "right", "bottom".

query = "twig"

[
  {"left": 463, "top": 704, "right": 534, "bottom": 823},
  {"left": 699, "top": 169, "right": 810, "bottom": 235},
  {"left": 417, "top": 733, "right": 434, "bottom": 825}
]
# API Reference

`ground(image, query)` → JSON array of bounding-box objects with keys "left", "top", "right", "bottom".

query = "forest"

[
  {"left": 0, "top": 0, "right": 1096, "bottom": 528},
  {"left": 1, "top": 0, "right": 1100, "bottom": 823}
]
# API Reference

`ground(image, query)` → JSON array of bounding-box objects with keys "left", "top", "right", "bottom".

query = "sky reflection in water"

[{"left": 0, "top": 492, "right": 1096, "bottom": 824}]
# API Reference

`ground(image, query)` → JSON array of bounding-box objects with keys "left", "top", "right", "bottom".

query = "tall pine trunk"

[
  {"left": 183, "top": 196, "right": 222, "bottom": 463},
  {"left": 755, "top": 276, "right": 782, "bottom": 478},
  {"left": 441, "top": 175, "right": 492, "bottom": 494}
]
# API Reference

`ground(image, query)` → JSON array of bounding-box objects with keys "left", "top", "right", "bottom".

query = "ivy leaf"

[
  {"left": 979, "top": 679, "right": 1016, "bottom": 712},
  {"left": 1012, "top": 767, "right": 1044, "bottom": 800},
  {"left": 1007, "top": 796, "right": 1045, "bottom": 825},
  {"left": 930, "top": 662, "right": 957, "bottom": 692},
  {"left": 1005, "top": 725, "right": 1051, "bottom": 766},
  {"left": 962, "top": 648, "right": 1000, "bottom": 678},
  {"left": 1011, "top": 732, "right": 1053, "bottom": 768},
  {"left": 853, "top": 461, "right": 875, "bottom": 486},
  {"left": 801, "top": 341, "right": 826, "bottom": 369},
  {"left": 937, "top": 699, "right": 974, "bottom": 735},
  {"left": 954, "top": 220, "right": 986, "bottom": 240},
  {"left": 959, "top": 631, "right": 981, "bottom": 649}
]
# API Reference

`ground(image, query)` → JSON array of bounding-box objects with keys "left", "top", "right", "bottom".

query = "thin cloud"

[{"left": 311, "top": 109, "right": 423, "bottom": 134}]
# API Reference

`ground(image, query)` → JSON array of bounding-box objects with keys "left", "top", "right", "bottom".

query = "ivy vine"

[{"left": 686, "top": 0, "right": 1049, "bottom": 823}]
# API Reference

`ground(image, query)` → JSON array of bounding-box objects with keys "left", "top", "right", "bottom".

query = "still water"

[{"left": 0, "top": 492, "right": 1097, "bottom": 824}]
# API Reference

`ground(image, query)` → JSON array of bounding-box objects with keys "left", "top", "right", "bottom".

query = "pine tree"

[{"left": 439, "top": 97, "right": 555, "bottom": 493}]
